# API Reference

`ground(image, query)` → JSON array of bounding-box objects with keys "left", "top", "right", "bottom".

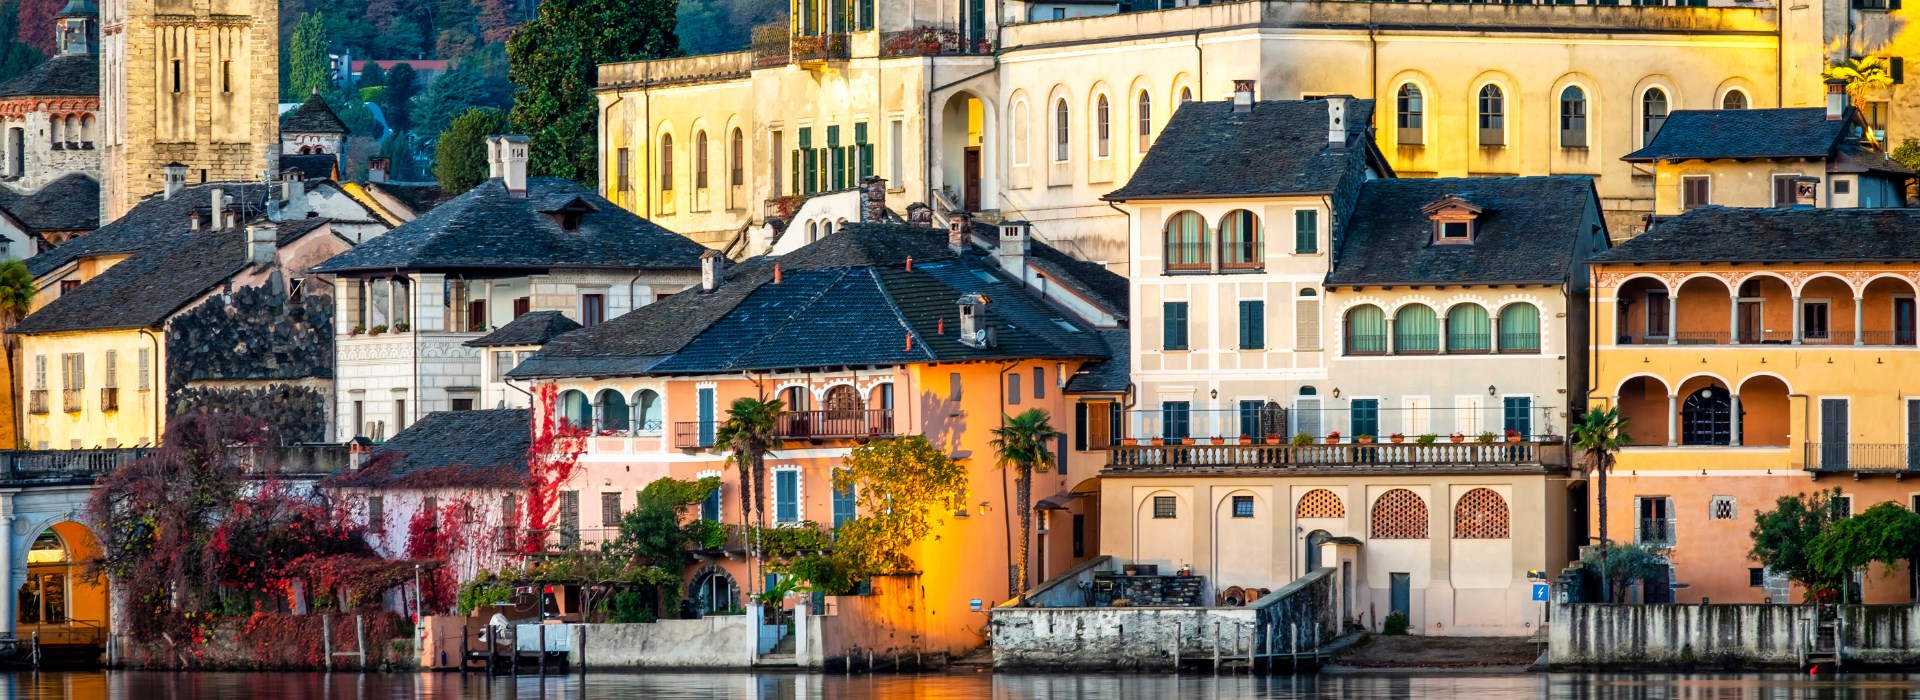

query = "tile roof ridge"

[
  {"left": 708, "top": 267, "right": 865, "bottom": 371},
  {"left": 864, "top": 265, "right": 936, "bottom": 362}
]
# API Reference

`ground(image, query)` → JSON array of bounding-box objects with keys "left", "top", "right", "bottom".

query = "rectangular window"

[
  {"left": 451, "top": 398, "right": 474, "bottom": 411},
  {"left": 494, "top": 351, "right": 515, "bottom": 383},
  {"left": 1161, "top": 401, "right": 1190, "bottom": 440},
  {"left": 560, "top": 491, "right": 580, "bottom": 547},
  {"left": 1232, "top": 495, "right": 1254, "bottom": 518},
  {"left": 1821, "top": 398, "right": 1850, "bottom": 470},
  {"left": 1772, "top": 174, "right": 1799, "bottom": 207},
  {"left": 581, "top": 294, "right": 606, "bottom": 327},
  {"left": 171, "top": 60, "right": 181, "bottom": 93},
  {"left": 368, "top": 496, "right": 384, "bottom": 534},
  {"left": 1749, "top": 568, "right": 1765, "bottom": 587},
  {"left": 826, "top": 125, "right": 844, "bottom": 190},
  {"left": 776, "top": 470, "right": 799, "bottom": 523},
  {"left": 32, "top": 354, "right": 45, "bottom": 390},
  {"left": 1503, "top": 396, "right": 1532, "bottom": 439},
  {"left": 1803, "top": 301, "right": 1831, "bottom": 340},
  {"left": 1294, "top": 209, "right": 1318, "bottom": 254},
  {"left": 798, "top": 127, "right": 816, "bottom": 195},
  {"left": 221, "top": 60, "right": 232, "bottom": 93},
  {"left": 1033, "top": 366, "right": 1045, "bottom": 400},
  {"left": 513, "top": 297, "right": 531, "bottom": 318},
  {"left": 104, "top": 350, "right": 117, "bottom": 388},
  {"left": 888, "top": 120, "right": 904, "bottom": 185},
  {"left": 1835, "top": 179, "right": 1853, "bottom": 195},
  {"left": 701, "top": 488, "right": 721, "bottom": 521},
  {"left": 1239, "top": 300, "right": 1265, "bottom": 350},
  {"left": 395, "top": 399, "right": 407, "bottom": 432},
  {"left": 1636, "top": 496, "right": 1674, "bottom": 545},
  {"left": 601, "top": 492, "right": 623, "bottom": 527},
  {"left": 352, "top": 400, "right": 364, "bottom": 437},
  {"left": 1682, "top": 176, "right": 1710, "bottom": 210},
  {"left": 1152, "top": 495, "right": 1177, "bottom": 519},
  {"left": 616, "top": 148, "right": 631, "bottom": 195},
  {"left": 1350, "top": 399, "right": 1378, "bottom": 438},
  {"left": 1441, "top": 221, "right": 1470, "bottom": 239},
  {"left": 1072, "top": 514, "right": 1085, "bottom": 557},
  {"left": 1646, "top": 291, "right": 1671, "bottom": 338},
  {"left": 1163, "top": 301, "right": 1189, "bottom": 350},
  {"left": 1239, "top": 400, "right": 1262, "bottom": 439},
  {"left": 1008, "top": 373, "right": 1022, "bottom": 405},
  {"left": 1297, "top": 295, "right": 1321, "bottom": 350},
  {"left": 832, "top": 477, "right": 856, "bottom": 528},
  {"left": 137, "top": 348, "right": 150, "bottom": 390}
]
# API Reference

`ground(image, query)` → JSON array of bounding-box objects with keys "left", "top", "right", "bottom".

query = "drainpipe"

[
  {"left": 139, "top": 329, "right": 161, "bottom": 443},
  {"left": 1193, "top": 31, "right": 1203, "bottom": 102},
  {"left": 605, "top": 94, "right": 624, "bottom": 204}
]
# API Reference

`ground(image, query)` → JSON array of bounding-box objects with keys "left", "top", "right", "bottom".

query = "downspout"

[
  {"left": 997, "top": 360, "right": 1018, "bottom": 599},
  {"left": 404, "top": 269, "right": 418, "bottom": 428},
  {"left": 1368, "top": 9, "right": 1378, "bottom": 100},
  {"left": 605, "top": 94, "right": 624, "bottom": 205},
  {"left": 139, "top": 329, "right": 161, "bottom": 443},
  {"left": 1192, "top": 31, "right": 1203, "bottom": 101}
]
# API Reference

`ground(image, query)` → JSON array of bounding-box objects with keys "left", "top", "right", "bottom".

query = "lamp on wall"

[
  {"left": 1210, "top": 389, "right": 1218, "bottom": 399},
  {"left": 1488, "top": 385, "right": 1496, "bottom": 396},
  {"left": 1331, "top": 388, "right": 1341, "bottom": 399}
]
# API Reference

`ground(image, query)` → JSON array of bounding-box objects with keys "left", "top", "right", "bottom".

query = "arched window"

[
  {"left": 1681, "top": 386, "right": 1731, "bottom": 445},
  {"left": 1297, "top": 489, "right": 1345, "bottom": 518},
  {"left": 1095, "top": 94, "right": 1110, "bottom": 158},
  {"left": 1498, "top": 303, "right": 1541, "bottom": 353},
  {"left": 1370, "top": 488, "right": 1429, "bottom": 539},
  {"left": 1011, "top": 99, "right": 1029, "bottom": 166},
  {"left": 558, "top": 389, "right": 592, "bottom": 431},
  {"left": 1179, "top": 86, "right": 1193, "bottom": 104},
  {"left": 1137, "top": 90, "right": 1152, "bottom": 152},
  {"left": 659, "top": 134, "right": 674, "bottom": 192},
  {"left": 870, "top": 382, "right": 895, "bottom": 434},
  {"left": 729, "top": 128, "right": 744, "bottom": 186},
  {"left": 1220, "top": 210, "right": 1262, "bottom": 270},
  {"left": 1053, "top": 99, "right": 1070, "bottom": 162},
  {"left": 1393, "top": 305, "right": 1439, "bottom": 354},
  {"left": 1345, "top": 305, "right": 1387, "bottom": 355},
  {"left": 48, "top": 117, "right": 59, "bottom": 145},
  {"left": 635, "top": 389, "right": 663, "bottom": 433},
  {"left": 27, "top": 529, "right": 67, "bottom": 564},
  {"left": 1163, "top": 211, "right": 1209, "bottom": 272},
  {"left": 64, "top": 115, "right": 76, "bottom": 144},
  {"left": 1559, "top": 86, "right": 1588, "bottom": 148},
  {"left": 1478, "top": 84, "right": 1505, "bottom": 146},
  {"left": 1722, "top": 90, "right": 1748, "bottom": 110},
  {"left": 694, "top": 130, "right": 709, "bottom": 189},
  {"left": 1642, "top": 87, "right": 1669, "bottom": 144},
  {"left": 80, "top": 114, "right": 94, "bottom": 144},
  {"left": 1446, "top": 304, "right": 1492, "bottom": 353},
  {"left": 596, "top": 389, "right": 630, "bottom": 432},
  {"left": 1396, "top": 84, "right": 1424, "bottom": 146},
  {"left": 779, "top": 385, "right": 810, "bottom": 413},
  {"left": 1454, "top": 488, "right": 1511, "bottom": 539}
]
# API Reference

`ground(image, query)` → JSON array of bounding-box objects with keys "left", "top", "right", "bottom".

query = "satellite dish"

[{"left": 485, "top": 613, "right": 514, "bottom": 646}]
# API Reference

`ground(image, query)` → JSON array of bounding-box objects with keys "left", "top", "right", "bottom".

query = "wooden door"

[{"left": 963, "top": 147, "right": 981, "bottom": 211}]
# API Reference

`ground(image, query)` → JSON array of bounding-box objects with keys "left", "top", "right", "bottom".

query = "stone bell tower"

[{"left": 99, "top": 0, "right": 280, "bottom": 221}]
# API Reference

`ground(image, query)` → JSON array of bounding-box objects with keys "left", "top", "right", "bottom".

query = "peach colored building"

[{"left": 508, "top": 221, "right": 1123, "bottom": 657}]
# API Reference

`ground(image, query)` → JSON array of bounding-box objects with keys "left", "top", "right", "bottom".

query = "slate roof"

[
  {"left": 280, "top": 90, "right": 350, "bottom": 134},
  {"left": 511, "top": 223, "right": 1111, "bottom": 379},
  {"left": 282, "top": 153, "right": 340, "bottom": 180},
  {"left": 322, "top": 409, "right": 532, "bottom": 489},
  {"left": 1065, "top": 329, "right": 1130, "bottom": 394},
  {"left": 0, "top": 173, "right": 98, "bottom": 233},
  {"left": 1623, "top": 108, "right": 1912, "bottom": 175},
  {"left": 1327, "top": 177, "right": 1604, "bottom": 287},
  {"left": 1105, "top": 99, "right": 1386, "bottom": 201},
  {"left": 1027, "top": 240, "right": 1129, "bottom": 320},
  {"left": 25, "top": 182, "right": 271, "bottom": 277},
  {"left": 366, "top": 182, "right": 455, "bottom": 215},
  {"left": 312, "top": 177, "right": 708, "bottom": 274},
  {"left": 467, "top": 310, "right": 583, "bottom": 348},
  {"left": 12, "top": 227, "right": 246, "bottom": 335},
  {"left": 0, "top": 54, "right": 98, "bottom": 98},
  {"left": 1594, "top": 207, "right": 1920, "bottom": 264}
]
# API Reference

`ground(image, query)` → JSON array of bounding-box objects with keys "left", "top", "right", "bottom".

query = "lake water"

[{"left": 9, "top": 671, "right": 1920, "bottom": 699}]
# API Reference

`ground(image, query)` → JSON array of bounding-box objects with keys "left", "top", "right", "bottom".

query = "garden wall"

[{"left": 115, "top": 613, "right": 412, "bottom": 670}]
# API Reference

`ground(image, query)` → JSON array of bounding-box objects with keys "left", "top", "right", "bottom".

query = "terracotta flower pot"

[
  {"left": 1357, "top": 437, "right": 1374, "bottom": 445},
  {"left": 1390, "top": 436, "right": 1405, "bottom": 444},
  {"left": 1506, "top": 436, "right": 1523, "bottom": 443},
  {"left": 1325, "top": 436, "right": 1340, "bottom": 445},
  {"left": 1449, "top": 435, "right": 1465, "bottom": 443},
  {"left": 1151, "top": 438, "right": 1165, "bottom": 446}
]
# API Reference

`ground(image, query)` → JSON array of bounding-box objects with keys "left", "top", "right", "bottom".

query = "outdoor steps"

[
  {"left": 754, "top": 653, "right": 795, "bottom": 666},
  {"left": 772, "top": 634, "right": 796, "bottom": 655}
]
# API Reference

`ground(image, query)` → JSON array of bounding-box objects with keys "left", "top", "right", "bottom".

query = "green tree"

[
  {"left": 383, "top": 63, "right": 420, "bottom": 135},
  {"left": 990, "top": 408, "right": 1060, "bottom": 596},
  {"left": 1581, "top": 542, "right": 1670, "bottom": 604},
  {"left": 605, "top": 476, "right": 722, "bottom": 615},
  {"left": 1810, "top": 501, "right": 1920, "bottom": 586},
  {"left": 435, "top": 107, "right": 509, "bottom": 193},
  {"left": 1571, "top": 407, "right": 1630, "bottom": 548},
  {"left": 285, "top": 12, "right": 332, "bottom": 100},
  {"left": 1751, "top": 487, "right": 1845, "bottom": 596},
  {"left": 1893, "top": 138, "right": 1920, "bottom": 172},
  {"left": 375, "top": 16, "right": 426, "bottom": 59},
  {"left": 0, "top": 258, "right": 32, "bottom": 445},
  {"left": 830, "top": 436, "right": 969, "bottom": 578},
  {"left": 359, "top": 61, "right": 388, "bottom": 90},
  {"left": 507, "top": 0, "right": 679, "bottom": 185}
]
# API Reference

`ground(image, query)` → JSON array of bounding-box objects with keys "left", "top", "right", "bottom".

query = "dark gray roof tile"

[
  {"left": 280, "top": 90, "right": 350, "bottom": 135},
  {"left": 0, "top": 54, "right": 97, "bottom": 98},
  {"left": 1595, "top": 207, "right": 1920, "bottom": 263},
  {"left": 467, "top": 310, "right": 584, "bottom": 347},
  {"left": 0, "top": 173, "right": 98, "bottom": 233},
  {"left": 322, "top": 409, "right": 531, "bottom": 489},
  {"left": 1328, "top": 177, "right": 1604, "bottom": 286},
  {"left": 1105, "top": 99, "right": 1384, "bottom": 201}
]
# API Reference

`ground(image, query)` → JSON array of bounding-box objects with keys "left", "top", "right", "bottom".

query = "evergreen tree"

[
  {"left": 285, "top": 12, "right": 332, "bottom": 100},
  {"left": 507, "top": 0, "right": 678, "bottom": 186},
  {"left": 433, "top": 107, "right": 506, "bottom": 193},
  {"left": 358, "top": 61, "right": 387, "bottom": 90},
  {"left": 383, "top": 63, "right": 419, "bottom": 134}
]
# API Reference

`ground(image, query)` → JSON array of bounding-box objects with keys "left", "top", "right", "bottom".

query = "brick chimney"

[
  {"left": 368, "top": 157, "right": 390, "bottom": 183},
  {"left": 947, "top": 213, "right": 970, "bottom": 253},
  {"left": 1325, "top": 94, "right": 1353, "bottom": 146},
  {"left": 1826, "top": 78, "right": 1848, "bottom": 121},
  {"left": 1233, "top": 80, "right": 1255, "bottom": 113},
  {"left": 860, "top": 176, "right": 888, "bottom": 222}
]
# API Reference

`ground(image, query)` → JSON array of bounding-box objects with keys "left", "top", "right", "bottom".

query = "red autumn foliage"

[
  {"left": 523, "top": 383, "right": 586, "bottom": 552},
  {"left": 16, "top": 0, "right": 62, "bottom": 57}
]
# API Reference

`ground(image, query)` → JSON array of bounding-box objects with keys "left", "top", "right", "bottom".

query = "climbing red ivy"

[{"left": 523, "top": 383, "right": 586, "bottom": 553}]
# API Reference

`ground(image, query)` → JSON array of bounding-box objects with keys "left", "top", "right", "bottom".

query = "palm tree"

[
  {"left": 1571, "top": 407, "right": 1631, "bottom": 546},
  {"left": 715, "top": 397, "right": 784, "bottom": 531},
  {"left": 0, "top": 259, "right": 33, "bottom": 447},
  {"left": 990, "top": 408, "right": 1060, "bottom": 597},
  {"left": 1825, "top": 56, "right": 1895, "bottom": 113}
]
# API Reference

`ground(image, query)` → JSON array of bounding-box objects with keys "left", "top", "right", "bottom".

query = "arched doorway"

[
  {"left": 18, "top": 521, "right": 109, "bottom": 658},
  {"left": 1304, "top": 529, "right": 1331, "bottom": 574},
  {"left": 940, "top": 92, "right": 986, "bottom": 211},
  {"left": 689, "top": 566, "right": 739, "bottom": 617},
  {"left": 1681, "top": 386, "right": 1731, "bottom": 445}
]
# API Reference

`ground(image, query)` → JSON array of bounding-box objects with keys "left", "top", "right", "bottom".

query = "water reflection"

[{"left": 8, "top": 671, "right": 1920, "bottom": 699}]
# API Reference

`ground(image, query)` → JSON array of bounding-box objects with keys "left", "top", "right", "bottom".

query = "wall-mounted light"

[
  {"left": 979, "top": 501, "right": 992, "bottom": 514},
  {"left": 1487, "top": 385, "right": 1496, "bottom": 396},
  {"left": 1331, "top": 388, "right": 1341, "bottom": 399},
  {"left": 1210, "top": 389, "right": 1218, "bottom": 400}
]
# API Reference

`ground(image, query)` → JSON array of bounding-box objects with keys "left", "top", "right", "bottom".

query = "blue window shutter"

[{"left": 697, "top": 388, "right": 716, "bottom": 446}]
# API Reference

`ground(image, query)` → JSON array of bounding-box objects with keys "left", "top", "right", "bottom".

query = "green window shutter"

[
  {"left": 827, "top": 126, "right": 844, "bottom": 190},
  {"left": 797, "top": 128, "right": 814, "bottom": 194},
  {"left": 790, "top": 150, "right": 800, "bottom": 196},
  {"left": 826, "top": 125, "right": 840, "bottom": 148},
  {"left": 1074, "top": 402, "right": 1088, "bottom": 451},
  {"left": 854, "top": 123, "right": 872, "bottom": 180},
  {"left": 1240, "top": 300, "right": 1264, "bottom": 350},
  {"left": 803, "top": 149, "right": 818, "bottom": 194},
  {"left": 798, "top": 127, "right": 812, "bottom": 149},
  {"left": 1295, "top": 209, "right": 1319, "bottom": 254},
  {"left": 1164, "top": 302, "right": 1188, "bottom": 350}
]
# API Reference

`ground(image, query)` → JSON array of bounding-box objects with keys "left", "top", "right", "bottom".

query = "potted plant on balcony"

[
  {"left": 1449, "top": 431, "right": 1466, "bottom": 443},
  {"left": 349, "top": 324, "right": 365, "bottom": 337},
  {"left": 1150, "top": 436, "right": 1165, "bottom": 446},
  {"left": 370, "top": 324, "right": 387, "bottom": 335},
  {"left": 1505, "top": 429, "right": 1523, "bottom": 443},
  {"left": 1265, "top": 433, "right": 1282, "bottom": 445},
  {"left": 1416, "top": 433, "right": 1438, "bottom": 446},
  {"left": 1356, "top": 434, "right": 1374, "bottom": 445},
  {"left": 1324, "top": 431, "right": 1341, "bottom": 445},
  {"left": 1389, "top": 432, "right": 1405, "bottom": 444},
  {"left": 1290, "top": 432, "right": 1313, "bottom": 446},
  {"left": 394, "top": 322, "right": 410, "bottom": 333},
  {"left": 1476, "top": 431, "right": 1498, "bottom": 444},
  {"left": 1211, "top": 435, "right": 1225, "bottom": 445},
  {"left": 1180, "top": 436, "right": 1196, "bottom": 445}
]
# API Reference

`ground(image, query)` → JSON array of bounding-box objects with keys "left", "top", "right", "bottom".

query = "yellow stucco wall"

[{"left": 19, "top": 330, "right": 162, "bottom": 449}]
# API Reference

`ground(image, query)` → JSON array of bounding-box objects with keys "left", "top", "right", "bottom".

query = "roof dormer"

[
  {"left": 538, "top": 196, "right": 599, "bottom": 231},
  {"left": 1423, "top": 195, "right": 1483, "bottom": 245}
]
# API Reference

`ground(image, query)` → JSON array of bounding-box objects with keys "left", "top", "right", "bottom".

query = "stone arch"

[
  {"left": 1738, "top": 373, "right": 1791, "bottom": 447},
  {"left": 688, "top": 564, "right": 739, "bottom": 616},
  {"left": 1550, "top": 73, "right": 1601, "bottom": 151},
  {"left": 1615, "top": 374, "right": 1672, "bottom": 446}
]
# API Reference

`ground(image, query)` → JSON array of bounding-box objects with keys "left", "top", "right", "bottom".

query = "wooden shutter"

[
  {"left": 1109, "top": 402, "right": 1123, "bottom": 445},
  {"left": 1296, "top": 298, "right": 1320, "bottom": 350},
  {"left": 1074, "top": 402, "right": 1088, "bottom": 451},
  {"left": 1664, "top": 497, "right": 1677, "bottom": 546},
  {"left": 1634, "top": 497, "right": 1644, "bottom": 544}
]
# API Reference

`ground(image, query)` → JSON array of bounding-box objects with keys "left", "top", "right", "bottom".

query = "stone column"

[
  {"left": 1666, "top": 293, "right": 1679, "bottom": 345},
  {"left": 1728, "top": 295, "right": 1740, "bottom": 345},
  {"left": 1730, "top": 394, "right": 1742, "bottom": 447},
  {"left": 0, "top": 494, "right": 15, "bottom": 640},
  {"left": 1667, "top": 394, "right": 1679, "bottom": 447},
  {"left": 1792, "top": 295, "right": 1802, "bottom": 345},
  {"left": 1854, "top": 296, "right": 1865, "bottom": 346},
  {"left": 1385, "top": 319, "right": 1396, "bottom": 356}
]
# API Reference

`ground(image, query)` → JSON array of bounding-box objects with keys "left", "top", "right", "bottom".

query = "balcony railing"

[
  {"left": 28, "top": 389, "right": 46, "bottom": 415},
  {"left": 1123, "top": 406, "right": 1558, "bottom": 443},
  {"left": 1803, "top": 443, "right": 1918, "bottom": 473},
  {"left": 790, "top": 33, "right": 851, "bottom": 64},
  {"left": 1106, "top": 441, "right": 1550, "bottom": 472},
  {"left": 61, "top": 389, "right": 82, "bottom": 413},
  {"left": 750, "top": 25, "right": 791, "bottom": 68},
  {"left": 675, "top": 422, "right": 717, "bottom": 450},
  {"left": 879, "top": 24, "right": 990, "bottom": 58},
  {"left": 1623, "top": 330, "right": 1919, "bottom": 347},
  {"left": 776, "top": 409, "right": 895, "bottom": 441},
  {"left": 0, "top": 448, "right": 149, "bottom": 483}
]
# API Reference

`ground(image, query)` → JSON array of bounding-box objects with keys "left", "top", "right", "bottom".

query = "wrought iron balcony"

[
  {"left": 1803, "top": 443, "right": 1919, "bottom": 473},
  {"left": 675, "top": 422, "right": 717, "bottom": 450},
  {"left": 776, "top": 409, "right": 895, "bottom": 441}
]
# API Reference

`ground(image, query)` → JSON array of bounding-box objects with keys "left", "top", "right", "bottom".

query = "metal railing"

[
  {"left": 790, "top": 33, "right": 851, "bottom": 63},
  {"left": 749, "top": 25, "right": 790, "bottom": 68},
  {"left": 776, "top": 409, "right": 895, "bottom": 440},
  {"left": 675, "top": 422, "right": 717, "bottom": 450},
  {"left": 1803, "top": 443, "right": 1917, "bottom": 472},
  {"left": 879, "top": 24, "right": 990, "bottom": 57},
  {"left": 1344, "top": 335, "right": 1388, "bottom": 355},
  {"left": 0, "top": 448, "right": 148, "bottom": 483},
  {"left": 1122, "top": 406, "right": 1557, "bottom": 443},
  {"left": 1106, "top": 441, "right": 1548, "bottom": 471},
  {"left": 1624, "top": 330, "right": 1919, "bottom": 347}
]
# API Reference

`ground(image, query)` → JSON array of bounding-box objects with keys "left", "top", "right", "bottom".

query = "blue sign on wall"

[{"left": 1531, "top": 583, "right": 1551, "bottom": 601}]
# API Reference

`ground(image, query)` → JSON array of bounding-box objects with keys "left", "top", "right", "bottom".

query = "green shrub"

[
  {"left": 1382, "top": 612, "right": 1410, "bottom": 635},
  {"left": 609, "top": 590, "right": 656, "bottom": 623}
]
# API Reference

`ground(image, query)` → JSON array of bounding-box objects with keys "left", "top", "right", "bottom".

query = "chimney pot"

[
  {"left": 997, "top": 221, "right": 1031, "bottom": 279},
  {"left": 1233, "top": 80, "right": 1255, "bottom": 113},
  {"left": 861, "top": 176, "right": 888, "bottom": 222},
  {"left": 208, "top": 187, "right": 224, "bottom": 230},
  {"left": 947, "top": 213, "right": 969, "bottom": 253},
  {"left": 1826, "top": 78, "right": 1848, "bottom": 121},
  {"left": 497, "top": 135, "right": 530, "bottom": 196},
  {"left": 1324, "top": 94, "right": 1353, "bottom": 146},
  {"left": 163, "top": 162, "right": 187, "bottom": 200},
  {"left": 700, "top": 249, "right": 722, "bottom": 292},
  {"left": 773, "top": 263, "right": 783, "bottom": 285},
  {"left": 486, "top": 136, "right": 505, "bottom": 179}
]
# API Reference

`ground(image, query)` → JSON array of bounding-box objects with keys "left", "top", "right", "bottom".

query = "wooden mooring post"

[{"left": 323, "top": 616, "right": 333, "bottom": 671}]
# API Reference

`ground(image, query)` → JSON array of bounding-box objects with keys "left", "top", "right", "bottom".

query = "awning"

[{"left": 1035, "top": 492, "right": 1084, "bottom": 510}]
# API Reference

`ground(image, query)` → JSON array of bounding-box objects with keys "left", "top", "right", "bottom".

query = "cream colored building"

[
  {"left": 99, "top": 0, "right": 279, "bottom": 220},
  {"left": 599, "top": 0, "right": 1841, "bottom": 266}
]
